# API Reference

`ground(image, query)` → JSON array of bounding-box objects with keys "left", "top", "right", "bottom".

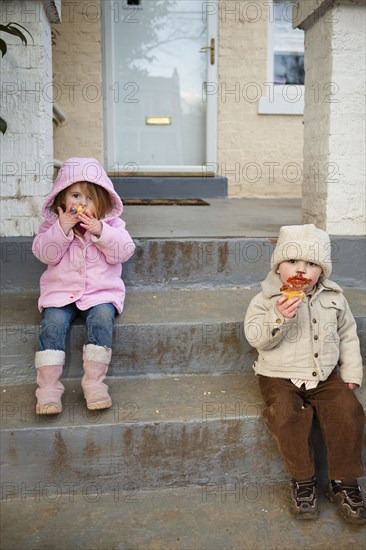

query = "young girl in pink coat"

[{"left": 32, "top": 158, "right": 135, "bottom": 414}]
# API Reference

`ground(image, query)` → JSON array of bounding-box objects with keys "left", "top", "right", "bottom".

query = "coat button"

[
  {"left": 314, "top": 353, "right": 318, "bottom": 358},
  {"left": 314, "top": 335, "right": 318, "bottom": 341},
  {"left": 312, "top": 371, "right": 317, "bottom": 377},
  {"left": 332, "top": 301, "right": 336, "bottom": 305},
  {"left": 312, "top": 319, "right": 317, "bottom": 324},
  {"left": 276, "top": 318, "right": 281, "bottom": 324}
]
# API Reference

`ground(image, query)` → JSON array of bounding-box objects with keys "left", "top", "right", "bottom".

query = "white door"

[{"left": 102, "top": 0, "right": 218, "bottom": 173}]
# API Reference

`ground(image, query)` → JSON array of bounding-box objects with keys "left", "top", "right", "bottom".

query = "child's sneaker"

[
  {"left": 326, "top": 480, "right": 366, "bottom": 524},
  {"left": 290, "top": 476, "right": 319, "bottom": 519}
]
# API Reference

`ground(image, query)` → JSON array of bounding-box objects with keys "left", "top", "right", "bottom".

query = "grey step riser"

[
  {"left": 1, "top": 237, "right": 365, "bottom": 292},
  {"left": 0, "top": 321, "right": 257, "bottom": 385},
  {"left": 1, "top": 419, "right": 351, "bottom": 494},
  {"left": 1, "top": 318, "right": 365, "bottom": 385},
  {"left": 124, "top": 237, "right": 366, "bottom": 289}
]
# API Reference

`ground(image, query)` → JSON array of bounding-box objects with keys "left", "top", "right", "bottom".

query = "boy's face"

[{"left": 278, "top": 260, "right": 322, "bottom": 291}]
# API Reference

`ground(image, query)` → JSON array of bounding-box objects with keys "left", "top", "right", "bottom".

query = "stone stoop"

[
  {"left": 1, "top": 372, "right": 365, "bottom": 491},
  {"left": 1, "top": 236, "right": 366, "bottom": 293},
  {"left": 0, "top": 374, "right": 287, "bottom": 491},
  {"left": 2, "top": 482, "right": 366, "bottom": 550},
  {"left": 1, "top": 288, "right": 365, "bottom": 385},
  {"left": 1, "top": 232, "right": 365, "bottom": 549}
]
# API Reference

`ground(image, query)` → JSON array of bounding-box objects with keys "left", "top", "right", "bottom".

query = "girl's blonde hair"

[{"left": 52, "top": 181, "right": 113, "bottom": 219}]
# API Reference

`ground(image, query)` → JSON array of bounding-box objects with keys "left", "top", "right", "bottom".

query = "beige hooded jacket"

[{"left": 244, "top": 271, "right": 363, "bottom": 387}]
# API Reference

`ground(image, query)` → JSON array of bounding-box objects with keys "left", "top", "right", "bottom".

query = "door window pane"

[{"left": 108, "top": 0, "right": 207, "bottom": 166}]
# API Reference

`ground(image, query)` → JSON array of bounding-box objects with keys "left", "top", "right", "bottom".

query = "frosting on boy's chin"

[{"left": 285, "top": 275, "right": 313, "bottom": 289}]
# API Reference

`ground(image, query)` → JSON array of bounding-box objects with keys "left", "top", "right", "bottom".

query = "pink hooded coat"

[{"left": 32, "top": 158, "right": 135, "bottom": 314}]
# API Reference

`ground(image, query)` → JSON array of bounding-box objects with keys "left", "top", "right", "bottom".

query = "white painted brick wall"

[
  {"left": 301, "top": 6, "right": 333, "bottom": 230},
  {"left": 300, "top": 0, "right": 366, "bottom": 235},
  {"left": 0, "top": 1, "right": 54, "bottom": 237},
  {"left": 326, "top": 4, "right": 366, "bottom": 235}
]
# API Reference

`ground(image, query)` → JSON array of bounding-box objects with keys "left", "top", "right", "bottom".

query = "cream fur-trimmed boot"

[
  {"left": 81, "top": 344, "right": 112, "bottom": 410},
  {"left": 35, "top": 350, "right": 65, "bottom": 415}
]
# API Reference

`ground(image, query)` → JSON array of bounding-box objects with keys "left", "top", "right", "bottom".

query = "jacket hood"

[
  {"left": 270, "top": 224, "right": 332, "bottom": 280},
  {"left": 261, "top": 271, "right": 343, "bottom": 299},
  {"left": 42, "top": 158, "right": 123, "bottom": 221}
]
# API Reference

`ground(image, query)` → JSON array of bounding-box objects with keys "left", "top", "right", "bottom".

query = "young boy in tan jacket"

[{"left": 245, "top": 224, "right": 365, "bottom": 524}]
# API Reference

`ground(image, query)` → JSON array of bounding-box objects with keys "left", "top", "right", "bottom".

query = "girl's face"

[
  {"left": 64, "top": 183, "right": 97, "bottom": 216},
  {"left": 278, "top": 260, "right": 323, "bottom": 291}
]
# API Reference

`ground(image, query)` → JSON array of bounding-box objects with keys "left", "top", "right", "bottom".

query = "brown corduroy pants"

[{"left": 258, "top": 370, "right": 365, "bottom": 481}]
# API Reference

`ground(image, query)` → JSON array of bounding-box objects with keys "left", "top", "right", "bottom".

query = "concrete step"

[
  {"left": 1, "top": 288, "right": 365, "bottom": 385},
  {"left": 2, "top": 373, "right": 365, "bottom": 493},
  {"left": 0, "top": 373, "right": 284, "bottom": 491},
  {"left": 2, "top": 481, "right": 366, "bottom": 550},
  {"left": 122, "top": 198, "right": 302, "bottom": 238},
  {"left": 1, "top": 235, "right": 365, "bottom": 292}
]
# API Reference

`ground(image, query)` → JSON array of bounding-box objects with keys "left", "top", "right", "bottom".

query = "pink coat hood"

[
  {"left": 42, "top": 157, "right": 123, "bottom": 221},
  {"left": 33, "top": 158, "right": 135, "bottom": 314}
]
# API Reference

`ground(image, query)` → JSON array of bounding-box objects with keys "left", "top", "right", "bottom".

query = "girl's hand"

[
  {"left": 77, "top": 209, "right": 103, "bottom": 237},
  {"left": 275, "top": 295, "right": 301, "bottom": 319},
  {"left": 346, "top": 383, "right": 359, "bottom": 390},
  {"left": 57, "top": 204, "right": 79, "bottom": 235}
]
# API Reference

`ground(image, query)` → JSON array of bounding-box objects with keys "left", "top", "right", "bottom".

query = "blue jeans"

[{"left": 38, "top": 303, "right": 116, "bottom": 351}]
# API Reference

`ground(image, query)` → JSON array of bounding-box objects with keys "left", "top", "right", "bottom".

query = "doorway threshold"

[
  {"left": 123, "top": 199, "right": 210, "bottom": 206},
  {"left": 110, "top": 176, "right": 228, "bottom": 200},
  {"left": 109, "top": 172, "right": 216, "bottom": 177}
]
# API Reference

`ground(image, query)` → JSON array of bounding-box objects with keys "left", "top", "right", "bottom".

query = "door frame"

[{"left": 101, "top": 0, "right": 218, "bottom": 175}]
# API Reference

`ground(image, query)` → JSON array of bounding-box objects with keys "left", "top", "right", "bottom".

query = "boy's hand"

[
  {"left": 346, "top": 383, "right": 359, "bottom": 391},
  {"left": 275, "top": 296, "right": 301, "bottom": 319},
  {"left": 77, "top": 209, "right": 103, "bottom": 237},
  {"left": 57, "top": 205, "right": 79, "bottom": 235}
]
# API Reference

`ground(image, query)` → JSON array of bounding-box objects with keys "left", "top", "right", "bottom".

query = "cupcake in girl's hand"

[
  {"left": 70, "top": 205, "right": 84, "bottom": 214},
  {"left": 70, "top": 205, "right": 86, "bottom": 233},
  {"left": 280, "top": 275, "right": 312, "bottom": 301}
]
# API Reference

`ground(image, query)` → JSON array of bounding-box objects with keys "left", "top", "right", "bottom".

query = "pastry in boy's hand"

[
  {"left": 280, "top": 275, "right": 312, "bottom": 301},
  {"left": 281, "top": 287, "right": 306, "bottom": 301}
]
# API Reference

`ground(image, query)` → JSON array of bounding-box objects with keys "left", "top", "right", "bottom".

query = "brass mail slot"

[{"left": 145, "top": 116, "right": 172, "bottom": 126}]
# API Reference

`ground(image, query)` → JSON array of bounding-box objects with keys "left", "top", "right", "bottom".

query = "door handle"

[{"left": 200, "top": 38, "right": 215, "bottom": 65}]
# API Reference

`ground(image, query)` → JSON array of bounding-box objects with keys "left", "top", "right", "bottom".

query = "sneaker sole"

[
  {"left": 291, "top": 504, "right": 319, "bottom": 520},
  {"left": 326, "top": 488, "right": 366, "bottom": 525},
  {"left": 291, "top": 511, "right": 319, "bottom": 520}
]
